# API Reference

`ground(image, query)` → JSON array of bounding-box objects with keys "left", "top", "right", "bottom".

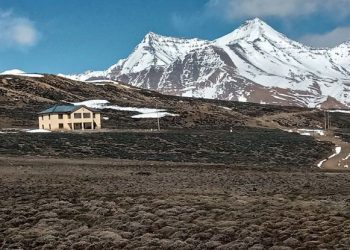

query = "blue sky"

[{"left": 1, "top": 0, "right": 350, "bottom": 74}]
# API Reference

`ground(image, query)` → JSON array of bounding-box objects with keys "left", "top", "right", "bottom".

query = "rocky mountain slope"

[
  {"left": 1, "top": 73, "right": 338, "bottom": 130},
  {"left": 66, "top": 18, "right": 350, "bottom": 108}
]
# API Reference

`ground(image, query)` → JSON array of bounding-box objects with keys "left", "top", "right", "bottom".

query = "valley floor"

[{"left": 0, "top": 157, "right": 350, "bottom": 249}]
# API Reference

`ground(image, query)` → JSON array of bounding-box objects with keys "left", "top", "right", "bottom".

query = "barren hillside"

[{"left": 2, "top": 74, "right": 348, "bottom": 130}]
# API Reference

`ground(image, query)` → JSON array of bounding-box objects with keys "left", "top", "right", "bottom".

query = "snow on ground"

[
  {"left": 296, "top": 129, "right": 325, "bottom": 136},
  {"left": 317, "top": 146, "right": 342, "bottom": 168},
  {"left": 328, "top": 146, "right": 342, "bottom": 159},
  {"left": 58, "top": 70, "right": 107, "bottom": 82},
  {"left": 328, "top": 110, "right": 350, "bottom": 114},
  {"left": 85, "top": 80, "right": 132, "bottom": 89},
  {"left": 335, "top": 146, "right": 342, "bottom": 154},
  {"left": 73, "top": 100, "right": 109, "bottom": 108},
  {"left": 73, "top": 100, "right": 178, "bottom": 119},
  {"left": 26, "top": 129, "right": 51, "bottom": 133},
  {"left": 342, "top": 153, "right": 350, "bottom": 161},
  {"left": 1, "top": 69, "right": 24, "bottom": 75},
  {"left": 131, "top": 112, "right": 179, "bottom": 119},
  {"left": 300, "top": 132, "right": 311, "bottom": 136},
  {"left": 317, "top": 159, "right": 327, "bottom": 168},
  {"left": 218, "top": 106, "right": 232, "bottom": 110},
  {"left": 89, "top": 83, "right": 106, "bottom": 86},
  {"left": 73, "top": 100, "right": 166, "bottom": 113},
  {"left": 85, "top": 80, "right": 119, "bottom": 84},
  {"left": 0, "top": 69, "right": 44, "bottom": 78},
  {"left": 238, "top": 95, "right": 247, "bottom": 102}
]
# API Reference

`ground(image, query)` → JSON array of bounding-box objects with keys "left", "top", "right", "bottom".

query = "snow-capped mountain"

[{"left": 66, "top": 18, "right": 350, "bottom": 108}]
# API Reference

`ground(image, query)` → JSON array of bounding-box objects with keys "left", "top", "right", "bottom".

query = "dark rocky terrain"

[
  {"left": 1, "top": 157, "right": 350, "bottom": 249},
  {"left": 0, "top": 129, "right": 332, "bottom": 169}
]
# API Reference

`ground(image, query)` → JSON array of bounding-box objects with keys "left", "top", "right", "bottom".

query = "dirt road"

[{"left": 313, "top": 132, "right": 350, "bottom": 170}]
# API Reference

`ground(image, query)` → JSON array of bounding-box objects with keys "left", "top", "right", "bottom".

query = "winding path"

[{"left": 314, "top": 132, "right": 350, "bottom": 170}]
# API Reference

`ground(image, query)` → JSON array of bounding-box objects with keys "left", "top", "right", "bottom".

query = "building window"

[
  {"left": 68, "top": 114, "right": 71, "bottom": 119},
  {"left": 42, "top": 125, "right": 44, "bottom": 129},
  {"left": 74, "top": 113, "right": 82, "bottom": 119},
  {"left": 49, "top": 114, "right": 51, "bottom": 120},
  {"left": 93, "top": 113, "right": 96, "bottom": 118},
  {"left": 59, "top": 123, "right": 64, "bottom": 129},
  {"left": 41, "top": 115, "right": 44, "bottom": 120},
  {"left": 68, "top": 123, "right": 72, "bottom": 130},
  {"left": 58, "top": 114, "right": 63, "bottom": 119},
  {"left": 84, "top": 122, "right": 92, "bottom": 129},
  {"left": 74, "top": 123, "right": 82, "bottom": 130},
  {"left": 49, "top": 124, "right": 51, "bottom": 130},
  {"left": 83, "top": 113, "right": 91, "bottom": 118}
]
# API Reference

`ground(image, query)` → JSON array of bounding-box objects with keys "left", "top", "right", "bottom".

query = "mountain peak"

[
  {"left": 142, "top": 32, "right": 190, "bottom": 44},
  {"left": 215, "top": 17, "right": 283, "bottom": 45},
  {"left": 143, "top": 31, "right": 164, "bottom": 42},
  {"left": 241, "top": 17, "right": 273, "bottom": 32},
  {"left": 239, "top": 17, "right": 276, "bottom": 37},
  {"left": 245, "top": 17, "right": 265, "bottom": 25}
]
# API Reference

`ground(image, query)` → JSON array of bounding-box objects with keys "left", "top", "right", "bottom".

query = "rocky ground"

[
  {"left": 0, "top": 129, "right": 332, "bottom": 169},
  {"left": 0, "top": 129, "right": 348, "bottom": 249},
  {"left": 1, "top": 157, "right": 350, "bottom": 249},
  {"left": 2, "top": 74, "right": 350, "bottom": 249}
]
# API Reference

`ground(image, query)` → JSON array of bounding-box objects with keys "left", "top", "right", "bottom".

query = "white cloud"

[
  {"left": 0, "top": 9, "right": 39, "bottom": 49},
  {"left": 206, "top": 0, "right": 350, "bottom": 19},
  {"left": 300, "top": 27, "right": 350, "bottom": 47}
]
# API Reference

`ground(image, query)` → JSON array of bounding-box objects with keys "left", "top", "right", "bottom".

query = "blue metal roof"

[
  {"left": 38, "top": 103, "right": 100, "bottom": 114},
  {"left": 38, "top": 104, "right": 80, "bottom": 114}
]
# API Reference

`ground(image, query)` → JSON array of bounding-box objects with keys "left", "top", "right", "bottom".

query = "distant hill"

[{"left": 2, "top": 73, "right": 349, "bottom": 130}]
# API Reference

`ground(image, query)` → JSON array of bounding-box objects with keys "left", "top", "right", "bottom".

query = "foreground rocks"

[
  {"left": 0, "top": 158, "right": 349, "bottom": 249},
  {"left": 0, "top": 129, "right": 345, "bottom": 249}
]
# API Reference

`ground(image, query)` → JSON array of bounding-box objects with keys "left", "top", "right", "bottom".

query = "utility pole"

[
  {"left": 324, "top": 110, "right": 331, "bottom": 130},
  {"left": 156, "top": 103, "right": 160, "bottom": 131}
]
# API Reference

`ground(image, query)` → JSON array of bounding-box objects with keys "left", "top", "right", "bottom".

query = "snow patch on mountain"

[
  {"left": 1, "top": 69, "right": 44, "bottom": 78},
  {"left": 73, "top": 100, "right": 178, "bottom": 118},
  {"left": 59, "top": 70, "right": 107, "bottom": 81}
]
